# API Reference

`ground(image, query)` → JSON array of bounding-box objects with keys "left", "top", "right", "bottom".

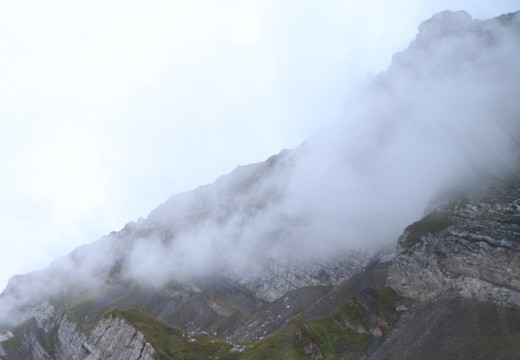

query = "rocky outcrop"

[
  {"left": 388, "top": 181, "right": 520, "bottom": 308},
  {"left": 232, "top": 248, "right": 392, "bottom": 303},
  {"left": 82, "top": 315, "right": 155, "bottom": 360},
  {"left": 0, "top": 250, "right": 388, "bottom": 353},
  {"left": 0, "top": 312, "right": 156, "bottom": 360}
]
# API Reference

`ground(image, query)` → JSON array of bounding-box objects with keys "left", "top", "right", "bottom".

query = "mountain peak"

[{"left": 418, "top": 10, "right": 473, "bottom": 36}]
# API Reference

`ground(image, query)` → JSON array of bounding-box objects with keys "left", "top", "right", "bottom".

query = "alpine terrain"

[{"left": 1, "top": 9, "right": 520, "bottom": 360}]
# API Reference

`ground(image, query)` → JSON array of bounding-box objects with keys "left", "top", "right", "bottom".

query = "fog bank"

[{"left": 123, "top": 10, "right": 520, "bottom": 285}]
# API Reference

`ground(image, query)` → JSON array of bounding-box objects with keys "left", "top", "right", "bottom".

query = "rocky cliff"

[
  {"left": 388, "top": 180, "right": 520, "bottom": 308},
  {"left": 0, "top": 310, "right": 156, "bottom": 360}
]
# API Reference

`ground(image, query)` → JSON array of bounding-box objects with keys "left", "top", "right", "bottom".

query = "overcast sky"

[{"left": 0, "top": 0, "right": 518, "bottom": 290}]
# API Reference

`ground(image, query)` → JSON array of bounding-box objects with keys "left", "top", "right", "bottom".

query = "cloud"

[
  {"left": 1, "top": 1, "right": 520, "bottom": 320},
  {"left": 119, "top": 10, "right": 520, "bottom": 288}
]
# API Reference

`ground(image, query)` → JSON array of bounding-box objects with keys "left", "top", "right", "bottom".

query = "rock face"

[
  {"left": 369, "top": 297, "right": 520, "bottom": 360},
  {"left": 230, "top": 249, "right": 390, "bottom": 303},
  {"left": 0, "top": 264, "right": 395, "bottom": 360},
  {"left": 0, "top": 312, "right": 156, "bottom": 360},
  {"left": 61, "top": 314, "right": 156, "bottom": 360},
  {"left": 388, "top": 181, "right": 520, "bottom": 307}
]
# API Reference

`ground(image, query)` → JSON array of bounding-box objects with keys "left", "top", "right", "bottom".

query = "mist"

[
  {"left": 1, "top": 0, "right": 519, "bottom": 293},
  {"left": 121, "top": 11, "right": 520, "bottom": 286},
  {"left": 1, "top": 8, "right": 520, "bottom": 326}
]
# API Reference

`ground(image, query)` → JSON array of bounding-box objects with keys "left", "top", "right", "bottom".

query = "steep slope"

[
  {"left": 0, "top": 310, "right": 157, "bottom": 360},
  {"left": 0, "top": 148, "right": 390, "bottom": 333},
  {"left": 3, "top": 8, "right": 520, "bottom": 328},
  {"left": 387, "top": 180, "right": 520, "bottom": 307},
  {"left": 379, "top": 175, "right": 520, "bottom": 359},
  {"left": 0, "top": 284, "right": 402, "bottom": 360},
  {"left": 369, "top": 297, "right": 520, "bottom": 360},
  {"left": 1, "top": 8, "right": 520, "bottom": 360}
]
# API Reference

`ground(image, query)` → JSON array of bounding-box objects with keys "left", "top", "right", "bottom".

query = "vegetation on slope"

[
  {"left": 238, "top": 287, "right": 400, "bottom": 359},
  {"left": 401, "top": 211, "right": 452, "bottom": 250},
  {"left": 111, "top": 287, "right": 400, "bottom": 360},
  {"left": 0, "top": 287, "right": 401, "bottom": 359},
  {"left": 0, "top": 317, "right": 59, "bottom": 360},
  {"left": 110, "top": 308, "right": 239, "bottom": 360}
]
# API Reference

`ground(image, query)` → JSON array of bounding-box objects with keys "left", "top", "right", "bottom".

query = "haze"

[{"left": 0, "top": 1, "right": 518, "bottom": 290}]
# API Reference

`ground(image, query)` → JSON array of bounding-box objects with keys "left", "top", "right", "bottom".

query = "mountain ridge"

[{"left": 1, "top": 9, "right": 520, "bottom": 359}]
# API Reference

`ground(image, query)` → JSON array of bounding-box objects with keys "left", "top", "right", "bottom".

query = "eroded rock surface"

[
  {"left": 388, "top": 182, "right": 520, "bottom": 307},
  {"left": 0, "top": 312, "right": 155, "bottom": 360}
]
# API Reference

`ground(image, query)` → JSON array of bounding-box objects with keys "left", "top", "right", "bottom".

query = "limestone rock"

[
  {"left": 1, "top": 312, "right": 156, "bottom": 360},
  {"left": 388, "top": 183, "right": 520, "bottom": 308}
]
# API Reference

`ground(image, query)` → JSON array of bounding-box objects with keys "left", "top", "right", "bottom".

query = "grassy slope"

[
  {"left": 113, "top": 287, "right": 401, "bottom": 360},
  {"left": 401, "top": 211, "right": 452, "bottom": 250},
  {"left": 12, "top": 286, "right": 520, "bottom": 359},
  {"left": 242, "top": 287, "right": 399, "bottom": 360},
  {"left": 111, "top": 308, "right": 239, "bottom": 360},
  {"left": 0, "top": 287, "right": 400, "bottom": 359}
]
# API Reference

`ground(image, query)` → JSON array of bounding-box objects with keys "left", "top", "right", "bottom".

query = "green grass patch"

[
  {"left": 402, "top": 211, "right": 452, "bottom": 250},
  {"left": 113, "top": 308, "right": 238, "bottom": 360},
  {"left": 240, "top": 316, "right": 318, "bottom": 360},
  {"left": 308, "top": 317, "right": 368, "bottom": 359},
  {"left": 242, "top": 288, "right": 401, "bottom": 360}
]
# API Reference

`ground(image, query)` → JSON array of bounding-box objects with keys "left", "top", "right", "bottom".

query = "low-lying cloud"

[
  {"left": 1, "top": 10, "right": 520, "bottom": 326},
  {"left": 121, "top": 11, "right": 520, "bottom": 286}
]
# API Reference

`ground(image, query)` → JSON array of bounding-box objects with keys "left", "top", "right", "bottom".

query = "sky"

[{"left": 0, "top": 1, "right": 518, "bottom": 291}]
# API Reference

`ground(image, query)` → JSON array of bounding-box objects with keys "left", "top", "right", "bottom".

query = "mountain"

[
  {"left": 1, "top": 9, "right": 520, "bottom": 360},
  {"left": 373, "top": 180, "right": 520, "bottom": 360}
]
